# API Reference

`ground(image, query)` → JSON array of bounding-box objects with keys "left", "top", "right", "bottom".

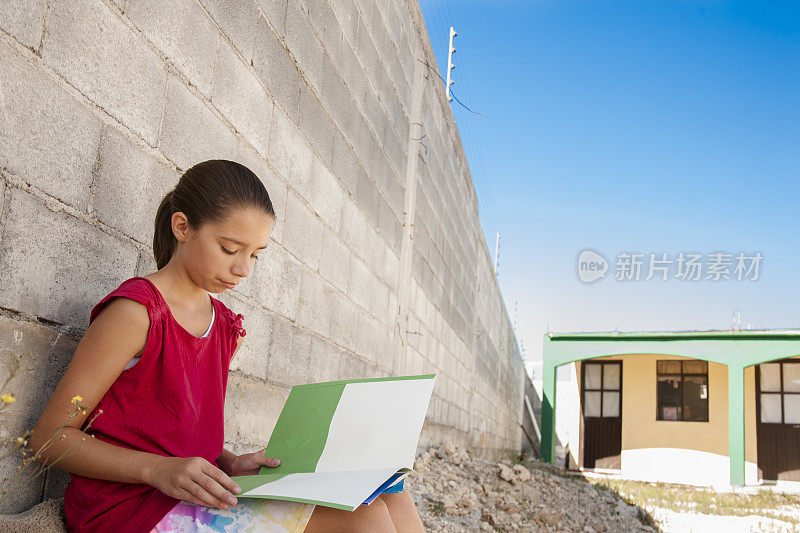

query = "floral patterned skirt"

[{"left": 150, "top": 499, "right": 315, "bottom": 532}]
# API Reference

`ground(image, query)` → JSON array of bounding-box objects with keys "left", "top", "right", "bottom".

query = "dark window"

[{"left": 656, "top": 360, "right": 709, "bottom": 422}]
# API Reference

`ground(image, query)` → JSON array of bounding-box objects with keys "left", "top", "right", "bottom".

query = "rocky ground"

[{"left": 404, "top": 444, "right": 656, "bottom": 532}]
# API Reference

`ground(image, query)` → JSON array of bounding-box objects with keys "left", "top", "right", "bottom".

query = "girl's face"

[{"left": 173, "top": 206, "right": 274, "bottom": 293}]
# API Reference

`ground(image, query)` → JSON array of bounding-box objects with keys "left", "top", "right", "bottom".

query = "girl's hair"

[{"left": 153, "top": 159, "right": 275, "bottom": 270}]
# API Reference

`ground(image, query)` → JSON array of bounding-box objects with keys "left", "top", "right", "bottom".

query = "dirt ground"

[
  {"left": 404, "top": 444, "right": 656, "bottom": 532},
  {"left": 405, "top": 444, "right": 800, "bottom": 532}
]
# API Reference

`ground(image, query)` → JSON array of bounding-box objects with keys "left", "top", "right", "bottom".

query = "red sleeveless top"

[{"left": 63, "top": 277, "right": 247, "bottom": 533}]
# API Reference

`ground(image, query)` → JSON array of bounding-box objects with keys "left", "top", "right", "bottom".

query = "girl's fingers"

[
  {"left": 196, "top": 472, "right": 237, "bottom": 508},
  {"left": 187, "top": 479, "right": 229, "bottom": 510},
  {"left": 179, "top": 488, "right": 212, "bottom": 509},
  {"left": 202, "top": 461, "right": 242, "bottom": 496},
  {"left": 264, "top": 456, "right": 281, "bottom": 467}
]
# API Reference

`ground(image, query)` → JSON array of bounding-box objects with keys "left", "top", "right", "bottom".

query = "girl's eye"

[{"left": 222, "top": 246, "right": 259, "bottom": 261}]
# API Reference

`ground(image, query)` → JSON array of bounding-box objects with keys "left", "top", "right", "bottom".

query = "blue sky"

[{"left": 418, "top": 0, "right": 800, "bottom": 378}]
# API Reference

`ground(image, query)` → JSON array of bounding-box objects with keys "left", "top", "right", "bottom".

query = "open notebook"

[{"left": 230, "top": 374, "right": 436, "bottom": 511}]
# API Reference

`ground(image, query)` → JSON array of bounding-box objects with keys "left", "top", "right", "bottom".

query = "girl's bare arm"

[
  {"left": 29, "top": 297, "right": 160, "bottom": 483},
  {"left": 29, "top": 297, "right": 240, "bottom": 508}
]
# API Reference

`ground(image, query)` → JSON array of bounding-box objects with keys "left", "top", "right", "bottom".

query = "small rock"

[
  {"left": 512, "top": 464, "right": 531, "bottom": 482},
  {"left": 498, "top": 464, "right": 517, "bottom": 483}
]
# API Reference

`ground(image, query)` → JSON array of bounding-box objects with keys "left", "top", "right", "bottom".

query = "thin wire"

[
  {"left": 418, "top": 1, "right": 495, "bottom": 223},
  {"left": 417, "top": 56, "right": 492, "bottom": 214},
  {"left": 439, "top": 0, "right": 496, "bottom": 215},
  {"left": 415, "top": 58, "right": 487, "bottom": 117},
  {"left": 452, "top": 41, "right": 495, "bottom": 214}
]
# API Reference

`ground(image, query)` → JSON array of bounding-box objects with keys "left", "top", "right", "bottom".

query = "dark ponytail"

[{"left": 152, "top": 159, "right": 275, "bottom": 270}]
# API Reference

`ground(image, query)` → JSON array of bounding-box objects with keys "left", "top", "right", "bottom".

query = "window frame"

[
  {"left": 581, "top": 361, "right": 622, "bottom": 419},
  {"left": 757, "top": 361, "right": 800, "bottom": 425},
  {"left": 656, "top": 359, "right": 709, "bottom": 422}
]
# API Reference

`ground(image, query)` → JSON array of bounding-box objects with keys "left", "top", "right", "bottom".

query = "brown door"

[
  {"left": 756, "top": 361, "right": 800, "bottom": 481},
  {"left": 581, "top": 361, "right": 622, "bottom": 469}
]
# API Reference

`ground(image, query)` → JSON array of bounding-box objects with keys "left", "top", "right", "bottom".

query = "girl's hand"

[
  {"left": 147, "top": 456, "right": 242, "bottom": 510},
  {"left": 223, "top": 447, "right": 281, "bottom": 477}
]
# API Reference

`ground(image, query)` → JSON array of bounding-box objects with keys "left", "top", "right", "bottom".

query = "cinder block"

[
  {"left": 245, "top": 245, "right": 300, "bottom": 321},
  {"left": 308, "top": 158, "right": 343, "bottom": 231},
  {"left": 362, "top": 222, "right": 384, "bottom": 280},
  {"left": 0, "top": 0, "right": 46, "bottom": 50},
  {"left": 212, "top": 41, "right": 273, "bottom": 158},
  {"left": 331, "top": 130, "right": 359, "bottom": 198},
  {"left": 0, "top": 39, "right": 102, "bottom": 211},
  {"left": 307, "top": 0, "right": 343, "bottom": 64},
  {"left": 328, "top": 290, "right": 357, "bottom": 351},
  {"left": 136, "top": 249, "right": 159, "bottom": 277},
  {"left": 0, "top": 189, "right": 139, "bottom": 326},
  {"left": 308, "top": 335, "right": 343, "bottom": 384},
  {"left": 383, "top": 0, "right": 403, "bottom": 53},
  {"left": 41, "top": 0, "right": 167, "bottom": 146},
  {"left": 368, "top": 276, "right": 390, "bottom": 326},
  {"left": 318, "top": 56, "right": 355, "bottom": 133},
  {"left": 297, "top": 86, "right": 334, "bottom": 165},
  {"left": 267, "top": 105, "right": 313, "bottom": 200},
  {"left": 355, "top": 173, "right": 379, "bottom": 229},
  {"left": 267, "top": 316, "right": 311, "bottom": 386},
  {"left": 296, "top": 268, "right": 331, "bottom": 338},
  {"left": 92, "top": 126, "right": 178, "bottom": 245},
  {"left": 255, "top": 0, "right": 287, "bottom": 38},
  {"left": 233, "top": 140, "right": 288, "bottom": 245},
  {"left": 335, "top": 32, "right": 367, "bottom": 109},
  {"left": 0, "top": 314, "right": 78, "bottom": 513},
  {"left": 198, "top": 0, "right": 259, "bottom": 62},
  {"left": 282, "top": 192, "right": 323, "bottom": 271},
  {"left": 223, "top": 373, "right": 289, "bottom": 446},
  {"left": 159, "top": 74, "right": 238, "bottom": 171},
  {"left": 376, "top": 325, "right": 394, "bottom": 371},
  {"left": 283, "top": 0, "right": 323, "bottom": 88},
  {"left": 346, "top": 255, "right": 371, "bottom": 313},
  {"left": 353, "top": 0, "right": 373, "bottom": 29},
  {"left": 252, "top": 26, "right": 301, "bottom": 125},
  {"left": 382, "top": 248, "right": 400, "bottom": 290},
  {"left": 127, "top": 0, "right": 219, "bottom": 98},
  {"left": 227, "top": 302, "right": 272, "bottom": 381},
  {"left": 361, "top": 94, "right": 386, "bottom": 154},
  {"left": 339, "top": 353, "right": 378, "bottom": 381},
  {"left": 347, "top": 115, "right": 376, "bottom": 172},
  {"left": 355, "top": 310, "right": 382, "bottom": 365},
  {"left": 329, "top": 0, "right": 359, "bottom": 46},
  {"left": 340, "top": 193, "right": 368, "bottom": 255},
  {"left": 318, "top": 228, "right": 350, "bottom": 293}
]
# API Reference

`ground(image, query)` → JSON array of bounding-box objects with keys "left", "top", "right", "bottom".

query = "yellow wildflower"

[
  {"left": 15, "top": 437, "right": 25, "bottom": 447},
  {"left": 81, "top": 408, "right": 87, "bottom": 415},
  {"left": 1, "top": 394, "right": 16, "bottom": 404},
  {"left": 71, "top": 395, "right": 83, "bottom": 405}
]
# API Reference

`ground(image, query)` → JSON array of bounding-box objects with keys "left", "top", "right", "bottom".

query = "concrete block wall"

[{"left": 0, "top": 0, "right": 525, "bottom": 513}]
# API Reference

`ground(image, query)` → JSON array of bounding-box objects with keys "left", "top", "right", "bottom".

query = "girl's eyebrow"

[{"left": 221, "top": 236, "right": 267, "bottom": 250}]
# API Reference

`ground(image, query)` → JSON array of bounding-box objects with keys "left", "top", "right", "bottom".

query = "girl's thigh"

[
  {"left": 303, "top": 497, "right": 397, "bottom": 533},
  {"left": 150, "top": 499, "right": 315, "bottom": 533}
]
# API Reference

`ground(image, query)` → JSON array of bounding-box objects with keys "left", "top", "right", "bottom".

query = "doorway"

[{"left": 581, "top": 361, "right": 622, "bottom": 470}]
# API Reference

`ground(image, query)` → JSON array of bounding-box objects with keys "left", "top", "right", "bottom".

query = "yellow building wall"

[{"left": 577, "top": 355, "right": 759, "bottom": 486}]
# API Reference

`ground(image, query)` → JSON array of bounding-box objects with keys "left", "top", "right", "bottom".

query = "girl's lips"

[{"left": 219, "top": 279, "right": 237, "bottom": 289}]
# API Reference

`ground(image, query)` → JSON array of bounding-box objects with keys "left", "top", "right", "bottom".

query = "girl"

[{"left": 31, "top": 160, "right": 425, "bottom": 532}]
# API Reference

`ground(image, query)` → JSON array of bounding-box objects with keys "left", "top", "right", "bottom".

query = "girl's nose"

[{"left": 231, "top": 259, "right": 250, "bottom": 278}]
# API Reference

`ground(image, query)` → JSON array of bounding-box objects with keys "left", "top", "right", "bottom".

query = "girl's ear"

[{"left": 171, "top": 211, "right": 191, "bottom": 242}]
